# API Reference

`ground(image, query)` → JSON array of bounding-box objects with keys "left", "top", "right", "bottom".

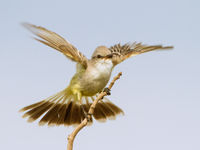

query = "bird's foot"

[{"left": 103, "top": 87, "right": 111, "bottom": 95}]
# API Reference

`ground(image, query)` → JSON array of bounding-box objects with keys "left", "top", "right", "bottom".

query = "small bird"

[{"left": 20, "top": 23, "right": 173, "bottom": 126}]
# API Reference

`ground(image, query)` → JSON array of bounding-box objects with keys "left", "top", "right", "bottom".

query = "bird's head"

[{"left": 91, "top": 46, "right": 113, "bottom": 60}]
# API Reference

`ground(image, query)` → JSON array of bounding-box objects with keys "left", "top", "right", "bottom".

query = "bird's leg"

[
  {"left": 80, "top": 105, "right": 92, "bottom": 122},
  {"left": 76, "top": 92, "right": 92, "bottom": 121}
]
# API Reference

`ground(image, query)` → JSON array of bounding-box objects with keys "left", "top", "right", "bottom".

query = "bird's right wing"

[{"left": 23, "top": 23, "right": 88, "bottom": 68}]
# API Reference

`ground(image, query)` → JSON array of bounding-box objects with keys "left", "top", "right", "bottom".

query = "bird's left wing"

[
  {"left": 23, "top": 23, "right": 88, "bottom": 68},
  {"left": 109, "top": 43, "right": 173, "bottom": 65}
]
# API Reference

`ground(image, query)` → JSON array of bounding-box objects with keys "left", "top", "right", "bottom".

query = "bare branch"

[{"left": 67, "top": 72, "right": 122, "bottom": 150}]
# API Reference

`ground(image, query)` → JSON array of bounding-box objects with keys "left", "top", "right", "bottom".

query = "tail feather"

[
  {"left": 21, "top": 92, "right": 63, "bottom": 120},
  {"left": 93, "top": 103, "right": 107, "bottom": 122},
  {"left": 20, "top": 90, "right": 124, "bottom": 126},
  {"left": 104, "top": 98, "right": 124, "bottom": 115},
  {"left": 64, "top": 101, "right": 73, "bottom": 126},
  {"left": 72, "top": 104, "right": 81, "bottom": 125},
  {"left": 98, "top": 102, "right": 116, "bottom": 120},
  {"left": 55, "top": 103, "right": 68, "bottom": 125},
  {"left": 39, "top": 103, "right": 62, "bottom": 126},
  {"left": 24, "top": 102, "right": 53, "bottom": 121},
  {"left": 39, "top": 94, "right": 69, "bottom": 126},
  {"left": 19, "top": 101, "right": 45, "bottom": 112},
  {"left": 48, "top": 102, "right": 71, "bottom": 126},
  {"left": 69, "top": 102, "right": 78, "bottom": 125}
]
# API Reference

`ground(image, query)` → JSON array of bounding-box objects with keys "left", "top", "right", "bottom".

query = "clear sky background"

[{"left": 0, "top": 0, "right": 200, "bottom": 150}]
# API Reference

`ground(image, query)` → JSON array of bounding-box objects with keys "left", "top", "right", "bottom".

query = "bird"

[{"left": 20, "top": 23, "right": 173, "bottom": 127}]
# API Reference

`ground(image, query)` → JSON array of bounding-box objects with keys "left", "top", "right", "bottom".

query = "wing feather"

[
  {"left": 109, "top": 42, "right": 173, "bottom": 65},
  {"left": 23, "top": 23, "right": 88, "bottom": 68}
]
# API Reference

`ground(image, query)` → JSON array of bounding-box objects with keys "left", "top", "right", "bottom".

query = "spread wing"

[
  {"left": 23, "top": 23, "right": 88, "bottom": 68},
  {"left": 109, "top": 42, "right": 173, "bottom": 65}
]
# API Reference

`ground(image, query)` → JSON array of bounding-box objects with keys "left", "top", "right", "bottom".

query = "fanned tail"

[{"left": 19, "top": 89, "right": 124, "bottom": 126}]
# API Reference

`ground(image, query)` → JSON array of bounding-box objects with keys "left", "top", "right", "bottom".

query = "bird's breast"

[
  {"left": 91, "top": 59, "right": 113, "bottom": 79},
  {"left": 80, "top": 59, "right": 114, "bottom": 96}
]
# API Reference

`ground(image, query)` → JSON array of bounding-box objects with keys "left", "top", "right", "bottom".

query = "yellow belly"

[{"left": 69, "top": 59, "right": 113, "bottom": 97}]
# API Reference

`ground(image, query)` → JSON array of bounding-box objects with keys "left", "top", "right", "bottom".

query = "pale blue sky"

[{"left": 0, "top": 0, "right": 200, "bottom": 150}]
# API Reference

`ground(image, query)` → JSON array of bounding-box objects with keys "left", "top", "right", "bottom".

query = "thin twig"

[{"left": 67, "top": 72, "right": 122, "bottom": 150}]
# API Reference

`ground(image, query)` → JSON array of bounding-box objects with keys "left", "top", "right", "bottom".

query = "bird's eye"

[{"left": 97, "top": 55, "right": 102, "bottom": 58}]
